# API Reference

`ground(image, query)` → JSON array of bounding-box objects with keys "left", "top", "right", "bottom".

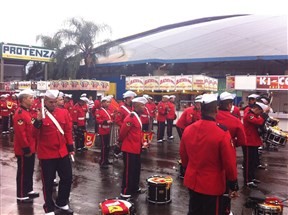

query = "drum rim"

[{"left": 101, "top": 199, "right": 132, "bottom": 208}]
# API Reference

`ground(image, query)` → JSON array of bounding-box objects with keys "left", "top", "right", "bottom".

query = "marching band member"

[
  {"left": 95, "top": 96, "right": 113, "bottom": 169},
  {"left": 34, "top": 90, "right": 74, "bottom": 215},
  {"left": 114, "top": 91, "right": 136, "bottom": 158},
  {"left": 180, "top": 93, "right": 238, "bottom": 215},
  {"left": 243, "top": 93, "right": 259, "bottom": 114},
  {"left": 92, "top": 93, "right": 102, "bottom": 134},
  {"left": 9, "top": 93, "right": 19, "bottom": 129},
  {"left": 176, "top": 95, "right": 202, "bottom": 139},
  {"left": 157, "top": 95, "right": 169, "bottom": 143},
  {"left": 64, "top": 94, "right": 74, "bottom": 118},
  {"left": 166, "top": 95, "right": 177, "bottom": 140},
  {"left": 243, "top": 102, "right": 269, "bottom": 188},
  {"left": 144, "top": 95, "right": 157, "bottom": 131},
  {"left": 216, "top": 92, "right": 246, "bottom": 214},
  {"left": 119, "top": 96, "right": 148, "bottom": 199},
  {"left": 0, "top": 94, "right": 10, "bottom": 134},
  {"left": 140, "top": 95, "right": 151, "bottom": 131},
  {"left": 115, "top": 91, "right": 136, "bottom": 127},
  {"left": 13, "top": 89, "right": 39, "bottom": 203},
  {"left": 72, "top": 96, "right": 89, "bottom": 152}
]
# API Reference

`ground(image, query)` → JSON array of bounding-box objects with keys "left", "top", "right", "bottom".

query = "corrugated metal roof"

[{"left": 97, "top": 15, "right": 288, "bottom": 66}]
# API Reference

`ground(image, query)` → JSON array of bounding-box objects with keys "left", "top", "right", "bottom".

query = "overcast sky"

[{"left": 0, "top": 0, "right": 287, "bottom": 46}]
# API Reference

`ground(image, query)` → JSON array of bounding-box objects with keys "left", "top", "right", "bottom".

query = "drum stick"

[
  {"left": 41, "top": 98, "right": 45, "bottom": 119},
  {"left": 70, "top": 154, "right": 75, "bottom": 162}
]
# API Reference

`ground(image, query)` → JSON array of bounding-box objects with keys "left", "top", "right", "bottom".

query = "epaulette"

[
  {"left": 130, "top": 113, "right": 134, "bottom": 117},
  {"left": 216, "top": 123, "right": 228, "bottom": 131}
]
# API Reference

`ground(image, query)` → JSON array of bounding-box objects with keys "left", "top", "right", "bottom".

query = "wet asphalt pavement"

[{"left": 0, "top": 126, "right": 288, "bottom": 215}]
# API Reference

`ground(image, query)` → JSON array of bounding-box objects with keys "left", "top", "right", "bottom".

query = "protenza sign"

[
  {"left": 256, "top": 76, "right": 288, "bottom": 90},
  {"left": 1, "top": 44, "right": 56, "bottom": 62}
]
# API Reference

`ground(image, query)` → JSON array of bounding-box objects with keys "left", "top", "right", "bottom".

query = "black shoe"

[
  {"left": 28, "top": 191, "right": 40, "bottom": 199},
  {"left": 17, "top": 198, "right": 33, "bottom": 204},
  {"left": 82, "top": 147, "right": 88, "bottom": 151},
  {"left": 120, "top": 193, "right": 132, "bottom": 201},
  {"left": 246, "top": 182, "right": 258, "bottom": 188},
  {"left": 53, "top": 181, "right": 59, "bottom": 187},
  {"left": 257, "top": 164, "right": 266, "bottom": 169},
  {"left": 105, "top": 161, "right": 113, "bottom": 165},
  {"left": 252, "top": 179, "right": 261, "bottom": 184},
  {"left": 135, "top": 187, "right": 146, "bottom": 194},
  {"left": 55, "top": 204, "right": 74, "bottom": 215}
]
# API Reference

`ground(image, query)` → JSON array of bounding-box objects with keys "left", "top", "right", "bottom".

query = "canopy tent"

[{"left": 97, "top": 15, "right": 288, "bottom": 66}]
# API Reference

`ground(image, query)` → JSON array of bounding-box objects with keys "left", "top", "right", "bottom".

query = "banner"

[
  {"left": 1, "top": 43, "right": 56, "bottom": 62},
  {"left": 159, "top": 76, "right": 175, "bottom": 91},
  {"left": 126, "top": 76, "right": 144, "bottom": 90},
  {"left": 144, "top": 76, "right": 159, "bottom": 90},
  {"left": 175, "top": 75, "right": 192, "bottom": 90},
  {"left": 192, "top": 75, "right": 205, "bottom": 90},
  {"left": 84, "top": 132, "right": 96, "bottom": 148},
  {"left": 18, "top": 81, "right": 31, "bottom": 90},
  {"left": 37, "top": 81, "right": 50, "bottom": 90},
  {"left": 226, "top": 76, "right": 235, "bottom": 90}
]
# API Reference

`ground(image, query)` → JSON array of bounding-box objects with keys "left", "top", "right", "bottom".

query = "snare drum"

[
  {"left": 99, "top": 198, "right": 135, "bottom": 215},
  {"left": 254, "top": 196, "right": 283, "bottom": 215},
  {"left": 178, "top": 160, "right": 185, "bottom": 179},
  {"left": 254, "top": 203, "right": 283, "bottom": 215},
  {"left": 146, "top": 175, "right": 173, "bottom": 204},
  {"left": 266, "top": 128, "right": 287, "bottom": 147}
]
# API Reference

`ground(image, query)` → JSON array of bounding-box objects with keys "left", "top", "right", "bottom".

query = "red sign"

[{"left": 256, "top": 76, "right": 288, "bottom": 90}]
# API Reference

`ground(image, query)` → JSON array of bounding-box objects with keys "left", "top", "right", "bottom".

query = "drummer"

[{"left": 119, "top": 96, "right": 148, "bottom": 199}]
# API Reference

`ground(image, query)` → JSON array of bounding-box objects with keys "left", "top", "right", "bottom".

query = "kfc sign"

[{"left": 256, "top": 76, "right": 288, "bottom": 90}]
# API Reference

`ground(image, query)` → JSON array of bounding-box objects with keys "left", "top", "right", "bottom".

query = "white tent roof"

[{"left": 98, "top": 15, "right": 288, "bottom": 65}]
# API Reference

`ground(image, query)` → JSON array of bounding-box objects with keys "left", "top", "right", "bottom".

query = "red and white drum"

[
  {"left": 99, "top": 198, "right": 135, "bottom": 215},
  {"left": 146, "top": 175, "right": 173, "bottom": 204},
  {"left": 254, "top": 197, "right": 283, "bottom": 215}
]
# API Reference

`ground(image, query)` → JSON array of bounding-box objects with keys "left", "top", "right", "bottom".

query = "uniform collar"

[
  {"left": 20, "top": 105, "right": 30, "bottom": 111},
  {"left": 202, "top": 115, "right": 216, "bottom": 121}
]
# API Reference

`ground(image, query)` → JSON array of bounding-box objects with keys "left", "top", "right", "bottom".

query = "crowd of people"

[{"left": 0, "top": 89, "right": 274, "bottom": 215}]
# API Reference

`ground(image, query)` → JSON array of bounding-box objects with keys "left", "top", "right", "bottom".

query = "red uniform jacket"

[
  {"left": 119, "top": 112, "right": 142, "bottom": 154},
  {"left": 180, "top": 117, "right": 238, "bottom": 195},
  {"left": 140, "top": 107, "right": 150, "bottom": 124},
  {"left": 166, "top": 101, "right": 176, "bottom": 120},
  {"left": 30, "top": 98, "right": 41, "bottom": 118},
  {"left": 0, "top": 100, "right": 10, "bottom": 117},
  {"left": 13, "top": 107, "right": 37, "bottom": 156},
  {"left": 216, "top": 109, "right": 247, "bottom": 147},
  {"left": 146, "top": 102, "right": 157, "bottom": 118},
  {"left": 95, "top": 107, "right": 113, "bottom": 135},
  {"left": 157, "top": 101, "right": 168, "bottom": 122},
  {"left": 243, "top": 109, "right": 265, "bottom": 147},
  {"left": 115, "top": 104, "right": 132, "bottom": 127},
  {"left": 92, "top": 100, "right": 101, "bottom": 115},
  {"left": 72, "top": 103, "right": 88, "bottom": 126},
  {"left": 36, "top": 107, "right": 73, "bottom": 159},
  {"left": 231, "top": 105, "right": 241, "bottom": 119},
  {"left": 176, "top": 106, "right": 201, "bottom": 129},
  {"left": 64, "top": 100, "right": 74, "bottom": 119}
]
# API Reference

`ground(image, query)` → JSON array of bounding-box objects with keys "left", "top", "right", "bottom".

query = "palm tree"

[{"left": 57, "top": 17, "right": 117, "bottom": 78}]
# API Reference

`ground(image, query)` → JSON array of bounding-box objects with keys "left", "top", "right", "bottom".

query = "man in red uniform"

[
  {"left": 64, "top": 94, "right": 74, "bottom": 118},
  {"left": 243, "top": 102, "right": 269, "bottom": 188},
  {"left": 119, "top": 96, "right": 147, "bottom": 199},
  {"left": 180, "top": 93, "right": 238, "bottom": 215},
  {"left": 243, "top": 93, "right": 259, "bottom": 114},
  {"left": 216, "top": 92, "right": 246, "bottom": 214},
  {"left": 95, "top": 96, "right": 113, "bottom": 169},
  {"left": 0, "top": 94, "right": 10, "bottom": 134},
  {"left": 157, "top": 95, "right": 169, "bottom": 143},
  {"left": 72, "top": 97, "right": 89, "bottom": 151},
  {"left": 92, "top": 93, "right": 102, "bottom": 134},
  {"left": 176, "top": 95, "right": 202, "bottom": 139},
  {"left": 13, "top": 89, "right": 39, "bottom": 203},
  {"left": 140, "top": 94, "right": 151, "bottom": 131},
  {"left": 144, "top": 95, "right": 156, "bottom": 131},
  {"left": 166, "top": 95, "right": 177, "bottom": 139},
  {"left": 34, "top": 90, "right": 74, "bottom": 215},
  {"left": 114, "top": 91, "right": 136, "bottom": 157}
]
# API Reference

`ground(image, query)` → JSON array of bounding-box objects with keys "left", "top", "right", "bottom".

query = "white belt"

[
  {"left": 78, "top": 117, "right": 85, "bottom": 120},
  {"left": 2, "top": 110, "right": 8, "bottom": 112},
  {"left": 100, "top": 125, "right": 110, "bottom": 128},
  {"left": 141, "top": 115, "right": 148, "bottom": 117}
]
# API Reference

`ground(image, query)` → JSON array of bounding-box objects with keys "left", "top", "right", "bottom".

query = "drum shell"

[
  {"left": 147, "top": 178, "right": 172, "bottom": 204},
  {"left": 254, "top": 203, "right": 283, "bottom": 215},
  {"left": 266, "top": 130, "right": 287, "bottom": 146}
]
